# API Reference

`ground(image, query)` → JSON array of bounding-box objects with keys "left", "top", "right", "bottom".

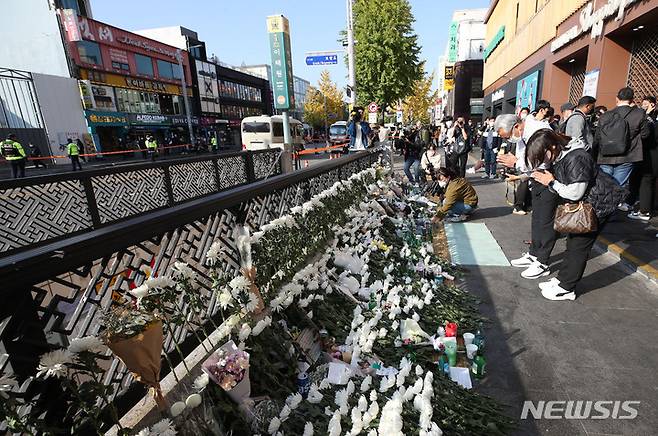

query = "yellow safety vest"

[
  {"left": 67, "top": 142, "right": 80, "bottom": 156},
  {"left": 1, "top": 140, "right": 26, "bottom": 160},
  {"left": 146, "top": 140, "right": 158, "bottom": 150}
]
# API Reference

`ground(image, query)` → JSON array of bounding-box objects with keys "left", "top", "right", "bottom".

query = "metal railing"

[
  {"left": 0, "top": 150, "right": 380, "bottom": 430},
  {"left": 0, "top": 149, "right": 282, "bottom": 256}
]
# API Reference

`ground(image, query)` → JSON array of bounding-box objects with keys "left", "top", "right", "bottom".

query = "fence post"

[
  {"left": 212, "top": 157, "right": 221, "bottom": 191},
  {"left": 245, "top": 151, "right": 256, "bottom": 184},
  {"left": 82, "top": 177, "right": 102, "bottom": 228},
  {"left": 163, "top": 165, "right": 175, "bottom": 206}
]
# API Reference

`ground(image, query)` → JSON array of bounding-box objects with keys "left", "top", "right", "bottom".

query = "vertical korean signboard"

[
  {"left": 267, "top": 15, "right": 295, "bottom": 110},
  {"left": 448, "top": 21, "right": 459, "bottom": 63}
]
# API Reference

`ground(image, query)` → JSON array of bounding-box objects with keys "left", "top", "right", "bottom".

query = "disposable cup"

[
  {"left": 463, "top": 333, "right": 475, "bottom": 345},
  {"left": 466, "top": 344, "right": 478, "bottom": 360}
]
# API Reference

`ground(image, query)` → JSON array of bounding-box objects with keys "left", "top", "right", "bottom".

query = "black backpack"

[{"left": 598, "top": 109, "right": 632, "bottom": 156}]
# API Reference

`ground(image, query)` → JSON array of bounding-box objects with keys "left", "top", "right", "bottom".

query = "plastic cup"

[
  {"left": 463, "top": 333, "right": 475, "bottom": 345},
  {"left": 466, "top": 344, "right": 478, "bottom": 360},
  {"left": 444, "top": 341, "right": 457, "bottom": 366}
]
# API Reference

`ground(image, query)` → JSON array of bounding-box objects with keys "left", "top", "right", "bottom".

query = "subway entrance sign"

[{"left": 267, "top": 15, "right": 295, "bottom": 110}]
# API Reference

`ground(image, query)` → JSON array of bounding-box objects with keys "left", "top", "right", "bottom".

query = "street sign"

[
  {"left": 368, "top": 102, "right": 379, "bottom": 113},
  {"left": 396, "top": 111, "right": 403, "bottom": 123},
  {"left": 305, "top": 54, "right": 338, "bottom": 66},
  {"left": 368, "top": 112, "right": 378, "bottom": 124},
  {"left": 267, "top": 15, "right": 295, "bottom": 110}
]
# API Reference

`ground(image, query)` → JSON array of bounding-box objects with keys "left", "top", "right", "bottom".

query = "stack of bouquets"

[{"left": 202, "top": 340, "right": 251, "bottom": 403}]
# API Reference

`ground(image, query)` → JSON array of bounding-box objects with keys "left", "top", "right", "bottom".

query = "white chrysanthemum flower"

[
  {"left": 130, "top": 284, "right": 150, "bottom": 299},
  {"left": 244, "top": 292, "right": 259, "bottom": 313},
  {"left": 205, "top": 241, "right": 223, "bottom": 265},
  {"left": 360, "top": 375, "right": 372, "bottom": 392},
  {"left": 328, "top": 412, "right": 342, "bottom": 436},
  {"left": 193, "top": 373, "right": 209, "bottom": 390},
  {"left": 251, "top": 316, "right": 272, "bottom": 336},
  {"left": 268, "top": 417, "right": 281, "bottom": 434},
  {"left": 303, "top": 422, "right": 314, "bottom": 436},
  {"left": 135, "top": 429, "right": 151, "bottom": 436},
  {"left": 37, "top": 349, "right": 72, "bottom": 379},
  {"left": 173, "top": 262, "right": 196, "bottom": 282},
  {"left": 279, "top": 404, "right": 291, "bottom": 420},
  {"left": 229, "top": 276, "right": 251, "bottom": 293},
  {"left": 151, "top": 418, "right": 177, "bottom": 436},
  {"left": 68, "top": 336, "right": 105, "bottom": 354},
  {"left": 238, "top": 324, "right": 251, "bottom": 342},
  {"left": 218, "top": 290, "right": 234, "bottom": 310},
  {"left": 358, "top": 395, "right": 368, "bottom": 412},
  {"left": 286, "top": 392, "right": 303, "bottom": 410}
]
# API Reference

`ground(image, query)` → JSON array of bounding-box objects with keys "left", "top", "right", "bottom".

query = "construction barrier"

[{"left": 0, "top": 144, "right": 191, "bottom": 162}]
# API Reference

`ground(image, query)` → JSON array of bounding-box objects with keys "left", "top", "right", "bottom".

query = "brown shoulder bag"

[{"left": 553, "top": 201, "right": 598, "bottom": 234}]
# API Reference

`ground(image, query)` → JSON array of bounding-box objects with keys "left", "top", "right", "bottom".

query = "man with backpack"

[
  {"left": 447, "top": 117, "right": 471, "bottom": 178},
  {"left": 596, "top": 87, "right": 650, "bottom": 211},
  {"left": 564, "top": 96, "right": 596, "bottom": 151}
]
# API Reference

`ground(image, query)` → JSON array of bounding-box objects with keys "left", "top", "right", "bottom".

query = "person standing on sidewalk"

[
  {"left": 495, "top": 115, "right": 560, "bottom": 280},
  {"left": 526, "top": 129, "right": 624, "bottom": 301},
  {"left": 28, "top": 143, "right": 47, "bottom": 169},
  {"left": 67, "top": 138, "right": 83, "bottom": 171},
  {"left": 480, "top": 117, "right": 500, "bottom": 179},
  {"left": 628, "top": 96, "right": 658, "bottom": 222},
  {"left": 401, "top": 127, "right": 422, "bottom": 184},
  {"left": 596, "top": 87, "right": 650, "bottom": 211},
  {"left": 447, "top": 117, "right": 470, "bottom": 178},
  {"left": 145, "top": 134, "right": 158, "bottom": 161},
  {"left": 1, "top": 133, "right": 27, "bottom": 178},
  {"left": 564, "top": 96, "right": 596, "bottom": 151}
]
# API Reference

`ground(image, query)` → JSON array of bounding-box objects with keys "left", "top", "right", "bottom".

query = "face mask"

[
  {"left": 507, "top": 135, "right": 521, "bottom": 144},
  {"left": 439, "top": 180, "right": 448, "bottom": 188}
]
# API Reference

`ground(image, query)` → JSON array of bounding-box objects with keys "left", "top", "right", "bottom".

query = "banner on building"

[
  {"left": 444, "top": 65, "right": 455, "bottom": 91},
  {"left": 448, "top": 22, "right": 459, "bottom": 63},
  {"left": 516, "top": 70, "right": 539, "bottom": 112},
  {"left": 267, "top": 15, "right": 295, "bottom": 110},
  {"left": 582, "top": 69, "right": 600, "bottom": 98}
]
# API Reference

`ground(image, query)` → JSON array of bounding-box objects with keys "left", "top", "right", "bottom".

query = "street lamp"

[{"left": 175, "top": 48, "right": 198, "bottom": 149}]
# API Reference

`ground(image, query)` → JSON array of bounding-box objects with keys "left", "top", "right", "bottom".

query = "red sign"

[
  {"left": 109, "top": 48, "right": 129, "bottom": 64},
  {"left": 61, "top": 9, "right": 81, "bottom": 41},
  {"left": 368, "top": 102, "right": 379, "bottom": 113}
]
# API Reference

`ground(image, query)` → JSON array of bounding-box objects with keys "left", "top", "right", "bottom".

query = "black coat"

[
  {"left": 641, "top": 110, "right": 658, "bottom": 176},
  {"left": 596, "top": 105, "right": 651, "bottom": 165}
]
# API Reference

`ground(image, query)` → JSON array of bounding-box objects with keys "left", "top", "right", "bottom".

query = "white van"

[
  {"left": 329, "top": 121, "right": 349, "bottom": 145},
  {"left": 241, "top": 115, "right": 305, "bottom": 151}
]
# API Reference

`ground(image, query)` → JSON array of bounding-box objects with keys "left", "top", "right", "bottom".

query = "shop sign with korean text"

[
  {"left": 447, "top": 22, "right": 459, "bottom": 63},
  {"left": 267, "top": 15, "right": 295, "bottom": 110}
]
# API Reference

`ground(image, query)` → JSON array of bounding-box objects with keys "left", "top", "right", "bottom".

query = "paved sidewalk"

[{"left": 460, "top": 173, "right": 658, "bottom": 436}]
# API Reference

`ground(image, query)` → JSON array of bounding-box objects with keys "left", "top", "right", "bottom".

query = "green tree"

[
  {"left": 352, "top": 0, "right": 423, "bottom": 114},
  {"left": 402, "top": 71, "right": 436, "bottom": 124},
  {"left": 303, "top": 70, "right": 346, "bottom": 130}
]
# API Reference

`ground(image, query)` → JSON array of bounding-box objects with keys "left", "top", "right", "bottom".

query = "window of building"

[
  {"left": 77, "top": 40, "right": 103, "bottom": 65},
  {"left": 157, "top": 60, "right": 182, "bottom": 80},
  {"left": 58, "top": 0, "right": 87, "bottom": 16},
  {"left": 115, "top": 88, "right": 160, "bottom": 114},
  {"left": 135, "top": 54, "right": 154, "bottom": 77},
  {"left": 111, "top": 61, "right": 130, "bottom": 72},
  {"left": 471, "top": 77, "right": 484, "bottom": 98}
]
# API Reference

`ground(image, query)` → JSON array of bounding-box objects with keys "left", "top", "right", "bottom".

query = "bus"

[
  {"left": 329, "top": 121, "right": 349, "bottom": 145},
  {"left": 241, "top": 115, "right": 305, "bottom": 151}
]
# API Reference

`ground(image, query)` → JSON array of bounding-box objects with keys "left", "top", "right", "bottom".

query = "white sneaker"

[
  {"left": 627, "top": 211, "right": 650, "bottom": 221},
  {"left": 446, "top": 214, "right": 467, "bottom": 223},
  {"left": 521, "top": 261, "right": 550, "bottom": 279},
  {"left": 489, "top": 174, "right": 496, "bottom": 179},
  {"left": 538, "top": 277, "right": 560, "bottom": 291},
  {"left": 618, "top": 203, "right": 631, "bottom": 212},
  {"left": 541, "top": 281, "right": 576, "bottom": 301},
  {"left": 481, "top": 174, "right": 490, "bottom": 179},
  {"left": 511, "top": 252, "right": 536, "bottom": 268},
  {"left": 512, "top": 208, "right": 527, "bottom": 215}
]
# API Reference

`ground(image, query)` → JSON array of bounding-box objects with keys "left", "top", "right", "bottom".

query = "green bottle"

[
  {"left": 473, "top": 323, "right": 485, "bottom": 352},
  {"left": 438, "top": 354, "right": 450, "bottom": 376},
  {"left": 368, "top": 292, "right": 377, "bottom": 310},
  {"left": 471, "top": 354, "right": 486, "bottom": 379}
]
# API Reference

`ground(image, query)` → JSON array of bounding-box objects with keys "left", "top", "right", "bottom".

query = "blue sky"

[{"left": 93, "top": 0, "right": 490, "bottom": 89}]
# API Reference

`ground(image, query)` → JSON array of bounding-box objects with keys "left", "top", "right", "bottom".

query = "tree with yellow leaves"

[
  {"left": 401, "top": 71, "right": 436, "bottom": 124},
  {"left": 303, "top": 70, "right": 347, "bottom": 130}
]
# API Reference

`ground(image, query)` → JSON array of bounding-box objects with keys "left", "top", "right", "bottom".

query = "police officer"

[
  {"left": 145, "top": 134, "right": 158, "bottom": 161},
  {"left": 210, "top": 134, "right": 219, "bottom": 153},
  {"left": 1, "top": 133, "right": 27, "bottom": 178},
  {"left": 67, "top": 138, "right": 83, "bottom": 171}
]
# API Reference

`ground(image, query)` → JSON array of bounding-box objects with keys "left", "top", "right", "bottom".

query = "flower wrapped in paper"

[
  {"left": 101, "top": 307, "right": 165, "bottom": 409},
  {"left": 202, "top": 340, "right": 251, "bottom": 404}
]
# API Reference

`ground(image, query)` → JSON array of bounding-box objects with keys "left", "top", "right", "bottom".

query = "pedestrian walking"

[
  {"left": 596, "top": 87, "right": 651, "bottom": 211},
  {"left": 564, "top": 96, "right": 596, "bottom": 151},
  {"left": 480, "top": 117, "right": 501, "bottom": 179},
  {"left": 28, "top": 143, "right": 47, "bottom": 169},
  {"left": 446, "top": 117, "right": 470, "bottom": 178},
  {"left": 67, "top": 138, "right": 83, "bottom": 171},
  {"left": 525, "top": 129, "right": 627, "bottom": 301},
  {"left": 145, "top": 134, "right": 158, "bottom": 161},
  {"left": 628, "top": 96, "right": 658, "bottom": 221},
  {"left": 1, "top": 133, "right": 26, "bottom": 178},
  {"left": 347, "top": 109, "right": 371, "bottom": 152}
]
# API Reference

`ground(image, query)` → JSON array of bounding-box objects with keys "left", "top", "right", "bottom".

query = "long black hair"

[{"left": 525, "top": 129, "right": 571, "bottom": 169}]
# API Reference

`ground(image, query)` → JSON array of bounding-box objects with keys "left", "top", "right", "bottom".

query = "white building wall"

[
  {"left": 0, "top": 0, "right": 71, "bottom": 77},
  {"left": 32, "top": 73, "right": 88, "bottom": 161}
]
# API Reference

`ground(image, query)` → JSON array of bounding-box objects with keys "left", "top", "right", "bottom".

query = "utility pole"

[
  {"left": 346, "top": 0, "right": 356, "bottom": 108},
  {"left": 322, "top": 91, "right": 330, "bottom": 148},
  {"left": 175, "top": 49, "right": 195, "bottom": 149}
]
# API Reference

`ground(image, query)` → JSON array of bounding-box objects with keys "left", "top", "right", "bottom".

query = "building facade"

[
  {"left": 483, "top": 0, "right": 658, "bottom": 118},
  {"left": 136, "top": 27, "right": 273, "bottom": 148},
  {"left": 237, "top": 65, "right": 310, "bottom": 122},
  {"left": 437, "top": 9, "right": 487, "bottom": 121}
]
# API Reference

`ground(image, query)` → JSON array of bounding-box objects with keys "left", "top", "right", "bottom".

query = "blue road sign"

[{"left": 305, "top": 54, "right": 339, "bottom": 66}]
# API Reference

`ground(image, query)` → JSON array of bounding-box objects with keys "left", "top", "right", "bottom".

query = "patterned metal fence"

[
  {"left": 0, "top": 149, "right": 281, "bottom": 255},
  {"left": 627, "top": 30, "right": 658, "bottom": 100},
  {"left": 0, "top": 151, "right": 379, "bottom": 427}
]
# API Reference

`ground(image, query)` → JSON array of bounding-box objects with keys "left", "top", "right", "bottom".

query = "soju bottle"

[
  {"left": 368, "top": 292, "right": 377, "bottom": 310},
  {"left": 471, "top": 354, "right": 486, "bottom": 379},
  {"left": 473, "top": 323, "right": 485, "bottom": 352},
  {"left": 438, "top": 354, "right": 450, "bottom": 376}
]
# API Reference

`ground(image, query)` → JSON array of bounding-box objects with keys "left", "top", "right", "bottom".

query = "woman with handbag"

[{"left": 526, "top": 130, "right": 627, "bottom": 301}]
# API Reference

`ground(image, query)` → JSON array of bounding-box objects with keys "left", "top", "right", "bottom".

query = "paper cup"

[
  {"left": 463, "top": 333, "right": 475, "bottom": 345},
  {"left": 466, "top": 344, "right": 478, "bottom": 359}
]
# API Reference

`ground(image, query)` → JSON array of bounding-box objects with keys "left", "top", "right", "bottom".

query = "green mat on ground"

[{"left": 445, "top": 222, "right": 510, "bottom": 266}]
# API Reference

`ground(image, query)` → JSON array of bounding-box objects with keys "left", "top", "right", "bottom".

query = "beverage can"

[{"left": 297, "top": 372, "right": 311, "bottom": 397}]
